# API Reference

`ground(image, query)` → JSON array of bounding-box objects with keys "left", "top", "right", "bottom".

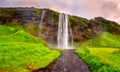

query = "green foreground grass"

[
  {"left": 75, "top": 48, "right": 120, "bottom": 72},
  {"left": 75, "top": 32, "right": 120, "bottom": 72},
  {"left": 0, "top": 25, "right": 60, "bottom": 72}
]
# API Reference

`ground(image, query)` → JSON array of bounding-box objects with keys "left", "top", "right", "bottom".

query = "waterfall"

[
  {"left": 38, "top": 9, "right": 46, "bottom": 36},
  {"left": 58, "top": 13, "right": 69, "bottom": 49},
  {"left": 69, "top": 24, "right": 74, "bottom": 47},
  {"left": 51, "top": 12, "right": 54, "bottom": 26},
  {"left": 39, "top": 10, "right": 46, "bottom": 31}
]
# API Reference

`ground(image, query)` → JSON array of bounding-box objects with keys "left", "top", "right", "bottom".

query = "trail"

[{"left": 34, "top": 49, "right": 90, "bottom": 72}]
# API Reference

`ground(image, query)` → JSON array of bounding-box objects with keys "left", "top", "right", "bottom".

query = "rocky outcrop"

[
  {"left": 0, "top": 7, "right": 120, "bottom": 43},
  {"left": 94, "top": 17, "right": 120, "bottom": 35}
]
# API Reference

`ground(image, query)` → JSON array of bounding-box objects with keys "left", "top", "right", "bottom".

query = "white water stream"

[{"left": 58, "top": 13, "right": 69, "bottom": 49}]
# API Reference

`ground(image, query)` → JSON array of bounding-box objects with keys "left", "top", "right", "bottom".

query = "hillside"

[
  {"left": 0, "top": 7, "right": 120, "bottom": 43},
  {"left": 75, "top": 48, "right": 120, "bottom": 72},
  {"left": 76, "top": 32, "right": 120, "bottom": 48},
  {"left": 0, "top": 25, "right": 60, "bottom": 72}
]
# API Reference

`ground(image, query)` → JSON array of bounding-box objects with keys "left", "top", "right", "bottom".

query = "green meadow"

[
  {"left": 75, "top": 32, "right": 120, "bottom": 72},
  {"left": 0, "top": 25, "right": 60, "bottom": 72},
  {"left": 75, "top": 48, "right": 120, "bottom": 72}
]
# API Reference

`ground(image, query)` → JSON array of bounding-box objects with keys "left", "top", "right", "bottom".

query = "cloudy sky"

[{"left": 0, "top": 0, "right": 120, "bottom": 23}]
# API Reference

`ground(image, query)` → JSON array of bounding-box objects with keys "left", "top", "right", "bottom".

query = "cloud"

[
  {"left": 0, "top": 0, "right": 120, "bottom": 23},
  {"left": 101, "top": 0, "right": 120, "bottom": 23}
]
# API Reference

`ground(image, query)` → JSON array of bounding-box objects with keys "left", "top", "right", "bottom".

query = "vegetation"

[
  {"left": 94, "top": 17, "right": 120, "bottom": 31},
  {"left": 4, "top": 22, "right": 40, "bottom": 37},
  {"left": 24, "top": 24, "right": 39, "bottom": 36},
  {"left": 1, "top": 7, "right": 120, "bottom": 72},
  {"left": 69, "top": 16, "right": 88, "bottom": 27},
  {"left": 6, "top": 22, "right": 23, "bottom": 30},
  {"left": 53, "top": 11, "right": 59, "bottom": 25},
  {"left": 33, "top": 8, "right": 41, "bottom": 17},
  {"left": 99, "top": 22, "right": 120, "bottom": 31},
  {"left": 75, "top": 48, "right": 120, "bottom": 72},
  {"left": 0, "top": 25, "right": 60, "bottom": 72},
  {"left": 75, "top": 32, "right": 120, "bottom": 72},
  {"left": 0, "top": 25, "right": 14, "bottom": 35},
  {"left": 75, "top": 32, "right": 120, "bottom": 48}
]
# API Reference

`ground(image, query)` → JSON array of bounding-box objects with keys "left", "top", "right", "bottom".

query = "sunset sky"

[{"left": 0, "top": 0, "right": 120, "bottom": 23}]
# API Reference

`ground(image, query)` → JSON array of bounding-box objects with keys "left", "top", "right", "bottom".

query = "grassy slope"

[
  {"left": 75, "top": 48, "right": 120, "bottom": 72},
  {"left": 76, "top": 32, "right": 120, "bottom": 48},
  {"left": 0, "top": 25, "right": 60, "bottom": 72},
  {"left": 88, "top": 48, "right": 120, "bottom": 68},
  {"left": 75, "top": 32, "right": 120, "bottom": 72}
]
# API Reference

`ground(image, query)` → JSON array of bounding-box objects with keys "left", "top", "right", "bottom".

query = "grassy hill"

[
  {"left": 76, "top": 32, "right": 120, "bottom": 48},
  {"left": 0, "top": 25, "right": 60, "bottom": 72},
  {"left": 75, "top": 48, "right": 120, "bottom": 72},
  {"left": 75, "top": 32, "right": 120, "bottom": 72}
]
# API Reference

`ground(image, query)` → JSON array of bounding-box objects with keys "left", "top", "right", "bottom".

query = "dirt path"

[{"left": 34, "top": 49, "right": 90, "bottom": 72}]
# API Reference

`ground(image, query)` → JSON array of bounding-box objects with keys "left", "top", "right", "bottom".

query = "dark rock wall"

[{"left": 0, "top": 7, "right": 120, "bottom": 43}]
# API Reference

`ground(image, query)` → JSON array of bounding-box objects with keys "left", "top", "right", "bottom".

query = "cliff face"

[{"left": 0, "top": 7, "right": 120, "bottom": 43}]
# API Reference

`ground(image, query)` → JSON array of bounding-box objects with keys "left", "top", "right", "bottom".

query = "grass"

[
  {"left": 88, "top": 48, "right": 120, "bottom": 68},
  {"left": 75, "top": 32, "right": 120, "bottom": 48},
  {"left": 75, "top": 48, "right": 120, "bottom": 72},
  {"left": 6, "top": 22, "right": 24, "bottom": 30},
  {"left": 100, "top": 20, "right": 120, "bottom": 31},
  {"left": 69, "top": 16, "right": 88, "bottom": 27},
  {"left": 5, "top": 22, "right": 39, "bottom": 37},
  {"left": 75, "top": 32, "right": 120, "bottom": 72},
  {"left": 24, "top": 24, "right": 39, "bottom": 36},
  {"left": 0, "top": 25, "right": 14, "bottom": 35},
  {"left": 0, "top": 25, "right": 60, "bottom": 72}
]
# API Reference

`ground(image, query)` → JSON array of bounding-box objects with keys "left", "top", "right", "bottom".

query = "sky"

[{"left": 0, "top": 0, "right": 120, "bottom": 23}]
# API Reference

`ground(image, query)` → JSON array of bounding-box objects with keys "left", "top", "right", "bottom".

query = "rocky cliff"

[{"left": 0, "top": 7, "right": 120, "bottom": 43}]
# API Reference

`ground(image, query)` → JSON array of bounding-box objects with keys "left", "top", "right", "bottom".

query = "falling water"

[
  {"left": 58, "top": 13, "right": 69, "bottom": 49},
  {"left": 69, "top": 24, "right": 74, "bottom": 47},
  {"left": 51, "top": 12, "right": 54, "bottom": 26},
  {"left": 39, "top": 10, "right": 46, "bottom": 30},
  {"left": 39, "top": 9, "right": 46, "bottom": 36}
]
